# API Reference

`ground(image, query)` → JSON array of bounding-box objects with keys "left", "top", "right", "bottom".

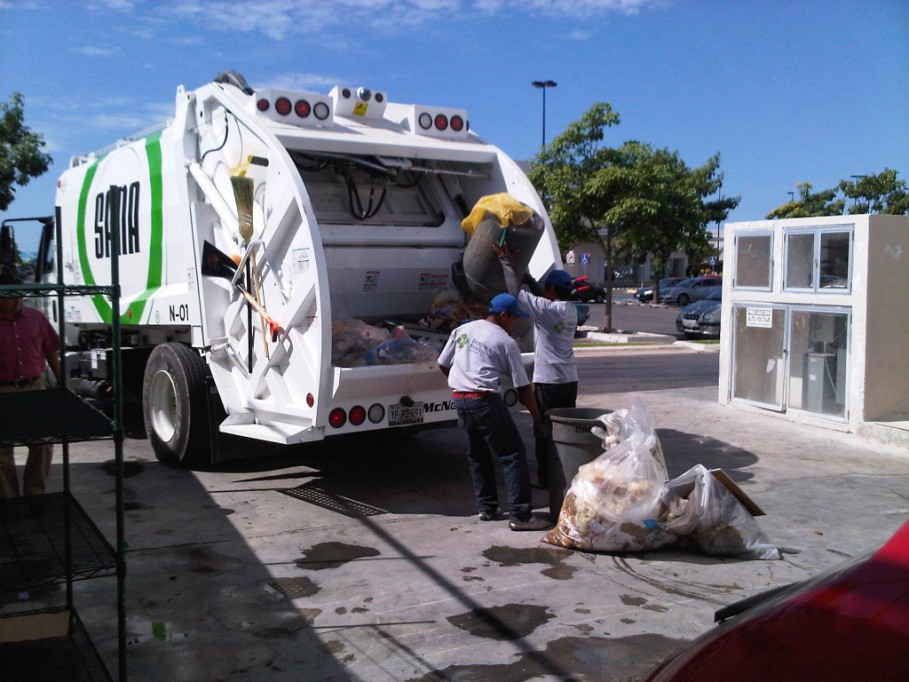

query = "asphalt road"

[
  {"left": 577, "top": 349, "right": 719, "bottom": 394},
  {"left": 583, "top": 298, "right": 683, "bottom": 337}
]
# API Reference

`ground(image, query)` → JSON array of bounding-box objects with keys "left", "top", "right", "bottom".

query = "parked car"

[
  {"left": 660, "top": 276, "right": 722, "bottom": 306},
  {"left": 573, "top": 302, "right": 590, "bottom": 328},
  {"left": 635, "top": 277, "right": 687, "bottom": 303},
  {"left": 646, "top": 520, "right": 909, "bottom": 681},
  {"left": 573, "top": 283, "right": 606, "bottom": 303},
  {"left": 675, "top": 288, "right": 722, "bottom": 339}
]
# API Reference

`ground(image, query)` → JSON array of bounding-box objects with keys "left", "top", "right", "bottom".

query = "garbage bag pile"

[
  {"left": 543, "top": 398, "right": 780, "bottom": 560},
  {"left": 419, "top": 289, "right": 486, "bottom": 332},
  {"left": 331, "top": 320, "right": 440, "bottom": 367}
]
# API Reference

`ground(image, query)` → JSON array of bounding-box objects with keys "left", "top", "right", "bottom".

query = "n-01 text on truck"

[{"left": 32, "top": 71, "right": 561, "bottom": 466}]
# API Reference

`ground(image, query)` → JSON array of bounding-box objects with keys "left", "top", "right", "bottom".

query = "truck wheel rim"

[{"left": 149, "top": 370, "right": 178, "bottom": 442}]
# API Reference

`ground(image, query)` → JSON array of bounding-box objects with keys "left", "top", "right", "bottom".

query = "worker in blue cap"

[
  {"left": 438, "top": 293, "right": 551, "bottom": 531},
  {"left": 495, "top": 256, "right": 579, "bottom": 490}
]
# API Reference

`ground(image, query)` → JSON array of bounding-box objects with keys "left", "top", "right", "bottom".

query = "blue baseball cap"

[
  {"left": 544, "top": 269, "right": 574, "bottom": 289},
  {"left": 489, "top": 293, "right": 530, "bottom": 318}
]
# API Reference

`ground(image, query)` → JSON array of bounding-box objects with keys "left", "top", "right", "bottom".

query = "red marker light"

[
  {"left": 450, "top": 115, "right": 464, "bottom": 132},
  {"left": 275, "top": 97, "right": 292, "bottom": 116},
  {"left": 256, "top": 98, "right": 270, "bottom": 112},
  {"left": 329, "top": 408, "right": 347, "bottom": 428},
  {"left": 349, "top": 405, "right": 366, "bottom": 426},
  {"left": 434, "top": 114, "right": 448, "bottom": 131},
  {"left": 295, "top": 99, "right": 311, "bottom": 118}
]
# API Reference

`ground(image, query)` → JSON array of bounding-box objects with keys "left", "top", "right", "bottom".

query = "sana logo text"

[{"left": 93, "top": 182, "right": 142, "bottom": 259}]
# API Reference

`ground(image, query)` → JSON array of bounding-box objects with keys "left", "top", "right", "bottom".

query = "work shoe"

[
  {"left": 478, "top": 508, "right": 499, "bottom": 521},
  {"left": 509, "top": 515, "right": 551, "bottom": 531}
]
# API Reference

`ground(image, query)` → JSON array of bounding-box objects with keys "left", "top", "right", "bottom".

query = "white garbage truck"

[{"left": 24, "top": 70, "right": 561, "bottom": 466}]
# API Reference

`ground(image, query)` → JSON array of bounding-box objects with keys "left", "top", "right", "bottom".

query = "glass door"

[
  {"left": 731, "top": 304, "right": 850, "bottom": 420},
  {"left": 786, "top": 308, "right": 850, "bottom": 419},
  {"left": 731, "top": 304, "right": 787, "bottom": 410}
]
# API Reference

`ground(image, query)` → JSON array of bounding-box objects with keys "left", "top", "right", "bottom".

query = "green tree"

[
  {"left": 839, "top": 169, "right": 909, "bottom": 215},
  {"left": 766, "top": 182, "right": 845, "bottom": 219},
  {"left": 0, "top": 92, "right": 52, "bottom": 211},
  {"left": 529, "top": 103, "right": 738, "bottom": 330}
]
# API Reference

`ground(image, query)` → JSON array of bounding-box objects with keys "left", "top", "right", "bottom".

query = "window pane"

[
  {"left": 735, "top": 235, "right": 772, "bottom": 288},
  {"left": 785, "top": 232, "right": 814, "bottom": 289},
  {"left": 819, "top": 232, "right": 850, "bottom": 289},
  {"left": 732, "top": 306, "right": 786, "bottom": 407},
  {"left": 788, "top": 310, "right": 848, "bottom": 417}
]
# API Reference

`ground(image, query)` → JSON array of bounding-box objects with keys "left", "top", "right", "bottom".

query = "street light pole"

[
  {"left": 531, "top": 80, "right": 557, "bottom": 147},
  {"left": 850, "top": 174, "right": 867, "bottom": 208}
]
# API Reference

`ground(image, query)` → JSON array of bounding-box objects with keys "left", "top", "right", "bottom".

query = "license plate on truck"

[{"left": 389, "top": 402, "right": 424, "bottom": 426}]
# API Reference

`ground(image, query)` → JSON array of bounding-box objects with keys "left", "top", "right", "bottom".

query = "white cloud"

[
  {"left": 71, "top": 45, "right": 119, "bottom": 56},
  {"left": 262, "top": 72, "right": 346, "bottom": 92},
  {"left": 90, "top": 0, "right": 667, "bottom": 41}
]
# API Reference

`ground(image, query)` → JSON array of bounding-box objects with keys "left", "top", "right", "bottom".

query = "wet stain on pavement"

[
  {"left": 323, "top": 639, "right": 356, "bottom": 664},
  {"left": 404, "top": 633, "right": 687, "bottom": 682},
  {"left": 481, "top": 545, "right": 578, "bottom": 580},
  {"left": 621, "top": 593, "right": 669, "bottom": 612},
  {"left": 173, "top": 545, "right": 244, "bottom": 575},
  {"left": 447, "top": 603, "right": 553, "bottom": 640},
  {"left": 620, "top": 594, "right": 646, "bottom": 607},
  {"left": 251, "top": 611, "right": 318, "bottom": 638},
  {"left": 269, "top": 577, "right": 321, "bottom": 599},
  {"left": 295, "top": 541, "right": 380, "bottom": 570}
]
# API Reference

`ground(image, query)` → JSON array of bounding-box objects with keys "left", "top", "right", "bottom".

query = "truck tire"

[{"left": 142, "top": 343, "right": 210, "bottom": 467}]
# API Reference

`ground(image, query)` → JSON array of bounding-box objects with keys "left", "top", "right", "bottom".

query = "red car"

[{"left": 646, "top": 520, "right": 909, "bottom": 681}]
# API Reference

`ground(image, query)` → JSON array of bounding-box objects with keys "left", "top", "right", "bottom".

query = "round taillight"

[
  {"left": 434, "top": 114, "right": 448, "bottom": 131},
  {"left": 275, "top": 97, "right": 292, "bottom": 116},
  {"left": 295, "top": 99, "right": 311, "bottom": 118},
  {"left": 375, "top": 92, "right": 384, "bottom": 103},
  {"left": 313, "top": 101, "right": 330, "bottom": 120},
  {"left": 368, "top": 404, "right": 385, "bottom": 424},
  {"left": 256, "top": 98, "right": 270, "bottom": 112},
  {"left": 306, "top": 393, "right": 314, "bottom": 407},
  {"left": 349, "top": 405, "right": 366, "bottom": 426},
  {"left": 418, "top": 112, "right": 432, "bottom": 130},
  {"left": 341, "top": 88, "right": 351, "bottom": 99},
  {"left": 450, "top": 115, "right": 464, "bottom": 132},
  {"left": 329, "top": 408, "right": 347, "bottom": 428}
]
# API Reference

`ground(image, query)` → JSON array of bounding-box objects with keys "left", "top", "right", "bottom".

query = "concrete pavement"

[{"left": 4, "top": 348, "right": 909, "bottom": 681}]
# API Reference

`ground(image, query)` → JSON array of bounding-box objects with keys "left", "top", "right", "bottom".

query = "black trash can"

[{"left": 547, "top": 407, "right": 612, "bottom": 522}]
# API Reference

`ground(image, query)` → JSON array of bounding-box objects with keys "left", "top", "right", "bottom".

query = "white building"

[{"left": 718, "top": 214, "right": 909, "bottom": 442}]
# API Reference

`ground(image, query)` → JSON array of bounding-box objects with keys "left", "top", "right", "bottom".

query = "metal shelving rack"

[{"left": 0, "top": 214, "right": 126, "bottom": 680}]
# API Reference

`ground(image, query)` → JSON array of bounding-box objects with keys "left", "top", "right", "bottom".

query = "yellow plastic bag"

[{"left": 460, "top": 193, "right": 534, "bottom": 236}]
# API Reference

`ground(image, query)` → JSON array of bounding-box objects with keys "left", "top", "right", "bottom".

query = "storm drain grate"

[
  {"left": 281, "top": 484, "right": 387, "bottom": 518},
  {"left": 267, "top": 577, "right": 320, "bottom": 599}
]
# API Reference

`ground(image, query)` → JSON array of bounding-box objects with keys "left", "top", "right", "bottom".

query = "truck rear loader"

[{"left": 13, "top": 71, "right": 561, "bottom": 466}]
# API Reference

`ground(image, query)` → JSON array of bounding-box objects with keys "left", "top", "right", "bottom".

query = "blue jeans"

[{"left": 454, "top": 394, "right": 533, "bottom": 523}]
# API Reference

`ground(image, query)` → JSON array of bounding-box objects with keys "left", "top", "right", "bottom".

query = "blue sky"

[{"left": 2, "top": 0, "right": 907, "bottom": 251}]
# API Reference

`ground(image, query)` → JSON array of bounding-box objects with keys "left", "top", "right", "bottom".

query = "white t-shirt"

[
  {"left": 438, "top": 319, "right": 530, "bottom": 393},
  {"left": 518, "top": 289, "right": 578, "bottom": 384}
]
